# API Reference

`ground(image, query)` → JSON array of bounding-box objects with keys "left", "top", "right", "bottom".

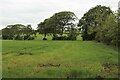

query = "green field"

[{"left": 2, "top": 38, "right": 118, "bottom": 78}]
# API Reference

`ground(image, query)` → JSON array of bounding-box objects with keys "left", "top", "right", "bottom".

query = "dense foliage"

[
  {"left": 1, "top": 5, "right": 119, "bottom": 46},
  {"left": 2, "top": 24, "right": 36, "bottom": 40},
  {"left": 37, "top": 11, "right": 78, "bottom": 40},
  {"left": 78, "top": 5, "right": 119, "bottom": 46}
]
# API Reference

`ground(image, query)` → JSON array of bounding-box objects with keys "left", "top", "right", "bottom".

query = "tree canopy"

[
  {"left": 37, "top": 11, "right": 78, "bottom": 40},
  {"left": 2, "top": 24, "right": 36, "bottom": 40},
  {"left": 78, "top": 5, "right": 118, "bottom": 46},
  {"left": 78, "top": 5, "right": 113, "bottom": 40},
  {"left": 1, "top": 5, "right": 119, "bottom": 46}
]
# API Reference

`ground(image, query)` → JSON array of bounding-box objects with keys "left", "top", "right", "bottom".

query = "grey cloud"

[{"left": 0, "top": 0, "right": 119, "bottom": 29}]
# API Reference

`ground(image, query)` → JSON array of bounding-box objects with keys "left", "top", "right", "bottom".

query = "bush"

[
  {"left": 2, "top": 35, "right": 13, "bottom": 40},
  {"left": 82, "top": 33, "right": 95, "bottom": 41},
  {"left": 24, "top": 35, "right": 30, "bottom": 40},
  {"left": 52, "top": 35, "right": 77, "bottom": 40},
  {"left": 43, "top": 38, "right": 47, "bottom": 40},
  {"left": 2, "top": 35, "right": 8, "bottom": 40},
  {"left": 67, "top": 35, "right": 76, "bottom": 40},
  {"left": 102, "top": 37, "right": 112, "bottom": 45},
  {"left": 67, "top": 32, "right": 78, "bottom": 40},
  {"left": 14, "top": 35, "right": 23, "bottom": 40},
  {"left": 13, "top": 34, "right": 35, "bottom": 40},
  {"left": 52, "top": 36, "right": 68, "bottom": 40},
  {"left": 111, "top": 40, "right": 118, "bottom": 46},
  {"left": 28, "top": 36, "right": 35, "bottom": 40}
]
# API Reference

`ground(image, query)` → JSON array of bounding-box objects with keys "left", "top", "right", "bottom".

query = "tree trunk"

[
  {"left": 60, "top": 28, "right": 64, "bottom": 36},
  {"left": 44, "top": 33, "right": 46, "bottom": 38}
]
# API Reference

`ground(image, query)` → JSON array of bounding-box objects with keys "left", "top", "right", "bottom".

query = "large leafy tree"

[
  {"left": 78, "top": 5, "right": 113, "bottom": 40},
  {"left": 2, "top": 24, "right": 35, "bottom": 40},
  {"left": 37, "top": 11, "right": 78, "bottom": 40},
  {"left": 78, "top": 5, "right": 119, "bottom": 46},
  {"left": 2, "top": 27, "right": 14, "bottom": 40},
  {"left": 46, "top": 11, "right": 78, "bottom": 36},
  {"left": 37, "top": 19, "right": 52, "bottom": 39},
  {"left": 4, "top": 24, "right": 32, "bottom": 35},
  {"left": 95, "top": 13, "right": 118, "bottom": 45}
]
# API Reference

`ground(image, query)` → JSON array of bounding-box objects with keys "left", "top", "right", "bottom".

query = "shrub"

[
  {"left": 43, "top": 38, "right": 47, "bottom": 40},
  {"left": 67, "top": 35, "right": 77, "bottom": 40},
  {"left": 2, "top": 35, "right": 13, "bottom": 40},
  {"left": 111, "top": 40, "right": 118, "bottom": 46},
  {"left": 28, "top": 36, "right": 35, "bottom": 40},
  {"left": 102, "top": 37, "right": 112, "bottom": 45},
  {"left": 14, "top": 35, "right": 23, "bottom": 40},
  {"left": 82, "top": 33, "right": 94, "bottom": 41},
  {"left": 52, "top": 35, "right": 77, "bottom": 40},
  {"left": 24, "top": 35, "right": 30, "bottom": 40},
  {"left": 2, "top": 35, "right": 8, "bottom": 40},
  {"left": 67, "top": 32, "right": 78, "bottom": 40},
  {"left": 52, "top": 36, "right": 68, "bottom": 40}
]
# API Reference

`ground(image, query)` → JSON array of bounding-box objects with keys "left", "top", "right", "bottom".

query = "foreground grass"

[{"left": 2, "top": 40, "right": 118, "bottom": 78}]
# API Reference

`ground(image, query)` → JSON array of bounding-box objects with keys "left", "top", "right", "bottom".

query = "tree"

[
  {"left": 37, "top": 11, "right": 78, "bottom": 40},
  {"left": 37, "top": 19, "right": 52, "bottom": 40},
  {"left": 2, "top": 27, "right": 14, "bottom": 40},
  {"left": 2, "top": 24, "right": 35, "bottom": 40},
  {"left": 95, "top": 13, "right": 118, "bottom": 45},
  {"left": 78, "top": 5, "right": 119, "bottom": 46},
  {"left": 78, "top": 5, "right": 113, "bottom": 40},
  {"left": 47, "top": 11, "right": 78, "bottom": 36}
]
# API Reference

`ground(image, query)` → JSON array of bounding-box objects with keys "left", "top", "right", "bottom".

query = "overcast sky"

[{"left": 0, "top": 0, "right": 119, "bottom": 29}]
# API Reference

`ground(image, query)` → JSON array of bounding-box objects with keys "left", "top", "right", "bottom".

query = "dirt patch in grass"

[
  {"left": 37, "top": 63, "right": 61, "bottom": 67},
  {"left": 15, "top": 51, "right": 33, "bottom": 56},
  {"left": 102, "top": 63, "right": 118, "bottom": 73}
]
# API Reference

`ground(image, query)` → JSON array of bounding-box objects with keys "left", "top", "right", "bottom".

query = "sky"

[{"left": 0, "top": 0, "right": 119, "bottom": 29}]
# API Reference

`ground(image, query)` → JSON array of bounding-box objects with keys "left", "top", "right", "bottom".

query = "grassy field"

[{"left": 2, "top": 35, "right": 118, "bottom": 78}]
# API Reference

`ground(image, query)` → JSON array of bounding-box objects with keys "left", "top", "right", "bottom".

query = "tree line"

[
  {"left": 1, "top": 5, "right": 119, "bottom": 46},
  {"left": 1, "top": 24, "right": 36, "bottom": 40}
]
